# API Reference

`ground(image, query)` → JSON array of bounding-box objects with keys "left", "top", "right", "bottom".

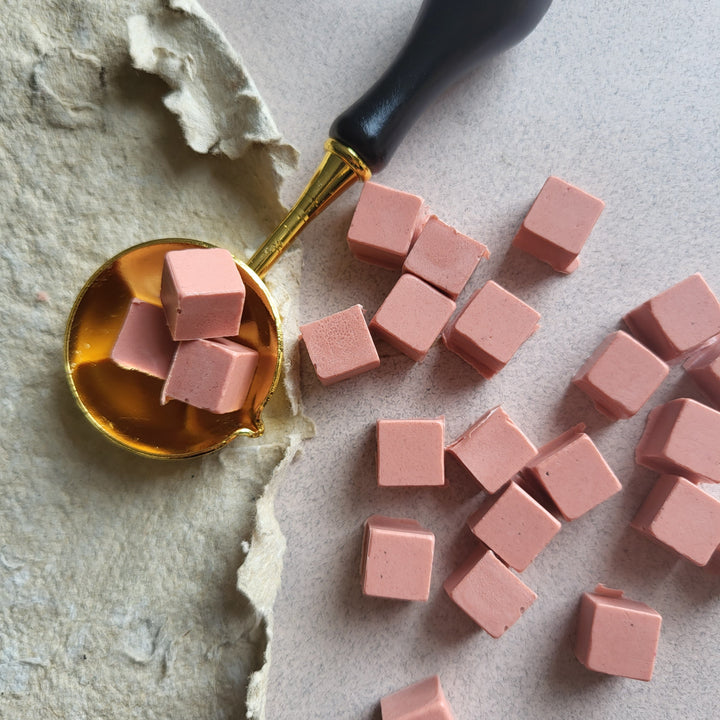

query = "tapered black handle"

[{"left": 330, "top": 0, "right": 552, "bottom": 173}]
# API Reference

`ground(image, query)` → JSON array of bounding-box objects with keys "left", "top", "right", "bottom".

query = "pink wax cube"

[
  {"left": 442, "top": 280, "right": 540, "bottom": 378},
  {"left": 377, "top": 417, "right": 445, "bottom": 487},
  {"left": 111, "top": 299, "right": 177, "bottom": 379},
  {"left": 572, "top": 330, "right": 669, "bottom": 420},
  {"left": 347, "top": 181, "right": 428, "bottom": 269},
  {"left": 467, "top": 481, "right": 561, "bottom": 572},
  {"left": 632, "top": 475, "right": 720, "bottom": 566},
  {"left": 402, "top": 216, "right": 489, "bottom": 299},
  {"left": 635, "top": 398, "right": 720, "bottom": 484},
  {"left": 512, "top": 176, "right": 604, "bottom": 273},
  {"left": 444, "top": 547, "right": 536, "bottom": 638},
  {"left": 161, "top": 338, "right": 258, "bottom": 414},
  {"left": 575, "top": 585, "right": 662, "bottom": 681},
  {"left": 299, "top": 304, "right": 380, "bottom": 385},
  {"left": 623, "top": 273, "right": 720, "bottom": 363},
  {"left": 445, "top": 406, "right": 537, "bottom": 494},
  {"left": 370, "top": 274, "right": 456, "bottom": 362},
  {"left": 160, "top": 247, "right": 246, "bottom": 341},
  {"left": 684, "top": 340, "right": 720, "bottom": 408},
  {"left": 380, "top": 676, "right": 455, "bottom": 720},
  {"left": 524, "top": 425, "right": 622, "bottom": 520},
  {"left": 361, "top": 515, "right": 435, "bottom": 601}
]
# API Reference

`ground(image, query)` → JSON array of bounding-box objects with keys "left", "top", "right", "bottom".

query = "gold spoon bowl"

[{"left": 64, "top": 239, "right": 283, "bottom": 458}]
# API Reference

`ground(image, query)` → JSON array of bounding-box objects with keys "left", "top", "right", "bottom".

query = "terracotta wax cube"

[
  {"left": 377, "top": 417, "right": 445, "bottom": 487},
  {"left": 467, "top": 481, "right": 561, "bottom": 572},
  {"left": 443, "top": 547, "right": 536, "bottom": 638},
  {"left": 442, "top": 281, "right": 540, "bottom": 378},
  {"left": 402, "top": 216, "right": 489, "bottom": 299},
  {"left": 361, "top": 515, "right": 435, "bottom": 601},
  {"left": 636, "top": 398, "right": 720, "bottom": 483},
  {"left": 161, "top": 338, "right": 258, "bottom": 414},
  {"left": 380, "top": 676, "right": 455, "bottom": 720},
  {"left": 525, "top": 425, "right": 622, "bottom": 520},
  {"left": 632, "top": 475, "right": 720, "bottom": 566},
  {"left": 684, "top": 340, "right": 720, "bottom": 408},
  {"left": 347, "top": 181, "right": 428, "bottom": 269},
  {"left": 575, "top": 585, "right": 662, "bottom": 681},
  {"left": 445, "top": 406, "right": 537, "bottom": 494},
  {"left": 160, "top": 247, "right": 246, "bottom": 341},
  {"left": 623, "top": 273, "right": 720, "bottom": 363},
  {"left": 111, "top": 298, "right": 177, "bottom": 379},
  {"left": 512, "top": 176, "right": 604, "bottom": 273},
  {"left": 573, "top": 330, "right": 669, "bottom": 420},
  {"left": 370, "top": 274, "right": 456, "bottom": 362},
  {"left": 299, "top": 304, "right": 380, "bottom": 385}
]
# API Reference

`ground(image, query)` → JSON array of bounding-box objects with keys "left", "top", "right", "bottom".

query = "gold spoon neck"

[{"left": 248, "top": 138, "right": 371, "bottom": 278}]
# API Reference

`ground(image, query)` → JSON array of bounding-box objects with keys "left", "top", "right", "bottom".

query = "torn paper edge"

[{"left": 127, "top": 0, "right": 299, "bottom": 169}]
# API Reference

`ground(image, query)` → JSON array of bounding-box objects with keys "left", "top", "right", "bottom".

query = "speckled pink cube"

[
  {"left": 636, "top": 398, "right": 720, "bottom": 483},
  {"left": 370, "top": 274, "right": 456, "bottom": 362},
  {"left": 111, "top": 299, "right": 177, "bottom": 379},
  {"left": 161, "top": 338, "right": 258, "bottom": 414},
  {"left": 512, "top": 176, "right": 604, "bottom": 273},
  {"left": 445, "top": 406, "right": 537, "bottom": 494},
  {"left": 380, "top": 676, "right": 455, "bottom": 720},
  {"left": 444, "top": 547, "right": 536, "bottom": 638},
  {"left": 467, "top": 481, "right": 561, "bottom": 572},
  {"left": 573, "top": 330, "right": 669, "bottom": 420},
  {"left": 632, "top": 475, "right": 720, "bottom": 566},
  {"left": 377, "top": 417, "right": 445, "bottom": 487},
  {"left": 347, "top": 182, "right": 428, "bottom": 269},
  {"left": 361, "top": 515, "right": 435, "bottom": 601},
  {"left": 525, "top": 425, "right": 622, "bottom": 520},
  {"left": 402, "top": 216, "right": 489, "bottom": 299},
  {"left": 160, "top": 247, "right": 246, "bottom": 341},
  {"left": 442, "top": 281, "right": 540, "bottom": 378},
  {"left": 623, "top": 273, "right": 720, "bottom": 363},
  {"left": 300, "top": 304, "right": 380, "bottom": 385},
  {"left": 575, "top": 585, "right": 662, "bottom": 681},
  {"left": 684, "top": 340, "right": 720, "bottom": 408}
]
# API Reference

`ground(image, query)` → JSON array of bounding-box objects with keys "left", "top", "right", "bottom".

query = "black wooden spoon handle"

[{"left": 330, "top": 0, "right": 553, "bottom": 172}]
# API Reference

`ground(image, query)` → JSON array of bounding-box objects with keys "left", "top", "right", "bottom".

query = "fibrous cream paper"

[{"left": 0, "top": 1, "right": 310, "bottom": 718}]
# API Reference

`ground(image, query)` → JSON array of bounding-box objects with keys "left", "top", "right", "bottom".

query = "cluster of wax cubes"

[
  {"left": 363, "top": 410, "right": 622, "bottom": 641},
  {"left": 111, "top": 248, "right": 259, "bottom": 414}
]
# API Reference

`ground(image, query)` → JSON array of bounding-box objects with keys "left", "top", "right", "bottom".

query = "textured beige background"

[
  {"left": 0, "top": 1, "right": 309, "bottom": 718},
  {"left": 204, "top": 0, "right": 720, "bottom": 718}
]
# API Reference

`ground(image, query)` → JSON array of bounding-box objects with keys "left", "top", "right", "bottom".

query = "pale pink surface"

[
  {"left": 512, "top": 176, "right": 604, "bottom": 273},
  {"left": 623, "top": 273, "right": 720, "bottom": 363},
  {"left": 111, "top": 298, "right": 177, "bottom": 379},
  {"left": 299, "top": 304, "right": 380, "bottom": 385},
  {"left": 466, "top": 481, "right": 561, "bottom": 572},
  {"left": 443, "top": 547, "right": 536, "bottom": 638},
  {"left": 632, "top": 474, "right": 720, "bottom": 566},
  {"left": 161, "top": 337, "right": 258, "bottom": 413},
  {"left": 446, "top": 406, "right": 537, "bottom": 493},
  {"left": 347, "top": 181, "right": 427, "bottom": 269},
  {"left": 442, "top": 280, "right": 540, "bottom": 378},
  {"left": 361, "top": 515, "right": 435, "bottom": 601},
  {"left": 572, "top": 330, "right": 669, "bottom": 420},
  {"left": 160, "top": 248, "right": 246, "bottom": 341},
  {"left": 575, "top": 585, "right": 662, "bottom": 681},
  {"left": 402, "top": 216, "right": 489, "bottom": 299},
  {"left": 376, "top": 417, "right": 445, "bottom": 487},
  {"left": 636, "top": 398, "right": 720, "bottom": 483},
  {"left": 380, "top": 675, "right": 455, "bottom": 720},
  {"left": 525, "top": 428, "right": 622, "bottom": 520},
  {"left": 684, "top": 340, "right": 720, "bottom": 408},
  {"left": 370, "top": 274, "right": 456, "bottom": 362}
]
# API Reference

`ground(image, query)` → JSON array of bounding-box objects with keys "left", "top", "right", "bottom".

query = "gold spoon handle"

[{"left": 248, "top": 139, "right": 371, "bottom": 278}]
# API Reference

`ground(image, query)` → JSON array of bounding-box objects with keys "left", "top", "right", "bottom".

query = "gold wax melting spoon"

[{"left": 65, "top": 0, "right": 552, "bottom": 459}]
